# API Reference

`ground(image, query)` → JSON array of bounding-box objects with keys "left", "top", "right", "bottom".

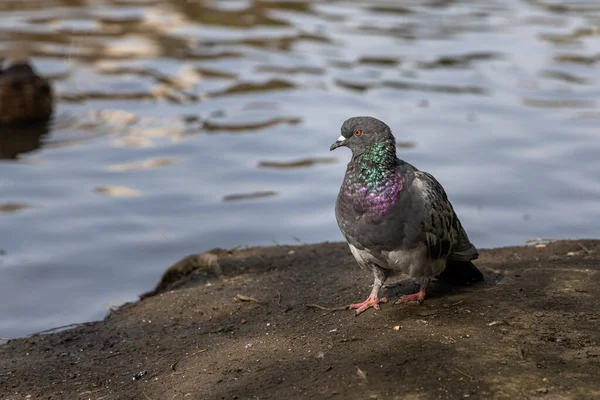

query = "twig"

[
  {"left": 442, "top": 335, "right": 456, "bottom": 343},
  {"left": 453, "top": 367, "right": 473, "bottom": 380},
  {"left": 306, "top": 304, "right": 349, "bottom": 312},
  {"left": 78, "top": 388, "right": 104, "bottom": 396},
  {"left": 29, "top": 322, "right": 92, "bottom": 336},
  {"left": 276, "top": 290, "right": 281, "bottom": 307},
  {"left": 356, "top": 366, "right": 368, "bottom": 382},
  {"left": 516, "top": 344, "right": 525, "bottom": 359},
  {"left": 141, "top": 388, "right": 152, "bottom": 400},
  {"left": 442, "top": 300, "right": 464, "bottom": 308},
  {"left": 236, "top": 294, "right": 262, "bottom": 303},
  {"left": 577, "top": 242, "right": 592, "bottom": 255}
]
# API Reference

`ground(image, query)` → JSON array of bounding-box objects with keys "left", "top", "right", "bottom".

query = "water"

[{"left": 0, "top": 0, "right": 599, "bottom": 339}]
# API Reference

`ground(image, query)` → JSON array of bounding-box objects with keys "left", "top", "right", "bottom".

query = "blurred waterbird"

[{"left": 0, "top": 59, "right": 53, "bottom": 124}]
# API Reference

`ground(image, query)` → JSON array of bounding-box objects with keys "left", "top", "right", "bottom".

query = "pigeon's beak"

[{"left": 329, "top": 135, "right": 346, "bottom": 151}]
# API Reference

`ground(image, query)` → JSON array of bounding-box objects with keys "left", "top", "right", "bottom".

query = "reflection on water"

[
  {"left": 0, "top": 121, "right": 50, "bottom": 159},
  {"left": 0, "top": 202, "right": 34, "bottom": 213},
  {"left": 106, "top": 157, "right": 178, "bottom": 172},
  {"left": 202, "top": 116, "right": 301, "bottom": 132},
  {"left": 1, "top": 0, "right": 600, "bottom": 338},
  {"left": 222, "top": 190, "right": 278, "bottom": 202},
  {"left": 258, "top": 158, "right": 336, "bottom": 169},
  {"left": 94, "top": 185, "right": 143, "bottom": 197}
]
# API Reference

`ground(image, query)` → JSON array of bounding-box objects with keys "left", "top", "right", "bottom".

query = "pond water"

[{"left": 1, "top": 0, "right": 599, "bottom": 339}]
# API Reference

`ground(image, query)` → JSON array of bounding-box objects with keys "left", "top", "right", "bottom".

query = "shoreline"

[{"left": 1, "top": 240, "right": 599, "bottom": 399}]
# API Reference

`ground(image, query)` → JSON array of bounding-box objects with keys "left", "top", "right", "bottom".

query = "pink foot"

[
  {"left": 395, "top": 289, "right": 426, "bottom": 305},
  {"left": 349, "top": 296, "right": 388, "bottom": 315}
]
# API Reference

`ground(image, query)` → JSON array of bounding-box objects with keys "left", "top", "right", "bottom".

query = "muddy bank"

[{"left": 1, "top": 240, "right": 600, "bottom": 400}]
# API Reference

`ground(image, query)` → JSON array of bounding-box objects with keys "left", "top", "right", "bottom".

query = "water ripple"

[{"left": 1, "top": 0, "right": 600, "bottom": 339}]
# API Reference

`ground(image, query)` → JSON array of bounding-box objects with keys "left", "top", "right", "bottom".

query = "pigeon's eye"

[{"left": 353, "top": 129, "right": 362, "bottom": 137}]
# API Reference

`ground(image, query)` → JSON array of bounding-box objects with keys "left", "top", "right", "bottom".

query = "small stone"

[{"left": 133, "top": 370, "right": 147, "bottom": 380}]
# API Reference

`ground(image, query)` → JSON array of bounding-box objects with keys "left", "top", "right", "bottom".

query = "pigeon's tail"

[{"left": 437, "top": 259, "right": 484, "bottom": 283}]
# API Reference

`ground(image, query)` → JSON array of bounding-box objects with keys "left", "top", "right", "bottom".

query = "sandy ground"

[{"left": 1, "top": 240, "right": 600, "bottom": 400}]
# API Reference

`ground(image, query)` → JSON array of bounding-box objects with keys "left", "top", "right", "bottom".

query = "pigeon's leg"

[
  {"left": 395, "top": 277, "right": 431, "bottom": 305},
  {"left": 350, "top": 266, "right": 388, "bottom": 315}
]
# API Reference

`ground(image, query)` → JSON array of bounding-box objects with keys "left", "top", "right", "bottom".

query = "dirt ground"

[{"left": 1, "top": 240, "right": 600, "bottom": 400}]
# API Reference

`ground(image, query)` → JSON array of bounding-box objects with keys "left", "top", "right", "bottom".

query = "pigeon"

[{"left": 330, "top": 116, "right": 483, "bottom": 315}]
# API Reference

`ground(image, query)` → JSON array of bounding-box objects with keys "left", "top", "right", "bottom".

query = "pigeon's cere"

[{"left": 330, "top": 116, "right": 483, "bottom": 315}]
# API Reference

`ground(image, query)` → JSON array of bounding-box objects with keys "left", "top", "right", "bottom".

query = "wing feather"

[{"left": 413, "top": 171, "right": 477, "bottom": 261}]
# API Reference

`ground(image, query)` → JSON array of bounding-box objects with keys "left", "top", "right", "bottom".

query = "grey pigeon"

[{"left": 330, "top": 116, "right": 483, "bottom": 315}]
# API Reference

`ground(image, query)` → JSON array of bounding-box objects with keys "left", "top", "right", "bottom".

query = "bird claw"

[
  {"left": 349, "top": 297, "right": 388, "bottom": 315},
  {"left": 395, "top": 290, "right": 426, "bottom": 305}
]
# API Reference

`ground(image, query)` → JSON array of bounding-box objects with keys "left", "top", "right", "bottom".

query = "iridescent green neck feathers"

[
  {"left": 341, "top": 138, "right": 403, "bottom": 217},
  {"left": 352, "top": 139, "right": 397, "bottom": 184}
]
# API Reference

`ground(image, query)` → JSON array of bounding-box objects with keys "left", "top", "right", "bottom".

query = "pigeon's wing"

[
  {"left": 450, "top": 221, "right": 479, "bottom": 261},
  {"left": 411, "top": 171, "right": 478, "bottom": 261}
]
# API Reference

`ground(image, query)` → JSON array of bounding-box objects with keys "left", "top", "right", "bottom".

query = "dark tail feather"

[{"left": 437, "top": 259, "right": 484, "bottom": 283}]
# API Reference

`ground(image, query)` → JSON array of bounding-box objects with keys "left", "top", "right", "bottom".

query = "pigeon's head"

[{"left": 330, "top": 116, "right": 395, "bottom": 153}]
